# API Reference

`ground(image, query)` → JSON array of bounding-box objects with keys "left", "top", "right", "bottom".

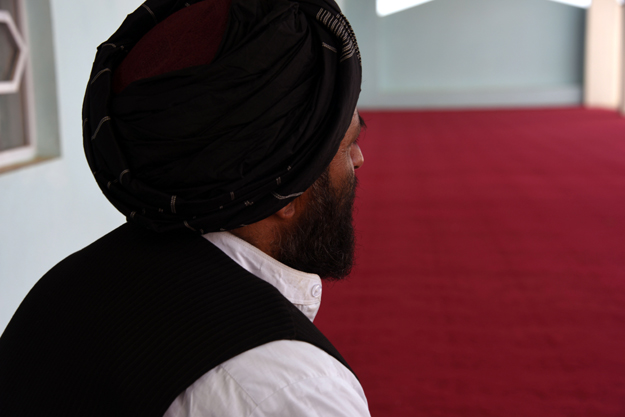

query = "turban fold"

[{"left": 83, "top": 0, "right": 361, "bottom": 233}]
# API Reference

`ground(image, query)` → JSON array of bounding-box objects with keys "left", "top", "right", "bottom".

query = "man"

[{"left": 0, "top": 0, "right": 368, "bottom": 415}]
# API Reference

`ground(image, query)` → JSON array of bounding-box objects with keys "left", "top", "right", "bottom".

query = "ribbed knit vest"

[{"left": 0, "top": 223, "right": 351, "bottom": 417}]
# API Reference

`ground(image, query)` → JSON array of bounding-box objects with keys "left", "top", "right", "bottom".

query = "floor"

[{"left": 315, "top": 108, "right": 625, "bottom": 417}]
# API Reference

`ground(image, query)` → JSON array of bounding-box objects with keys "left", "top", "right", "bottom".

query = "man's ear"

[{"left": 274, "top": 201, "right": 296, "bottom": 220}]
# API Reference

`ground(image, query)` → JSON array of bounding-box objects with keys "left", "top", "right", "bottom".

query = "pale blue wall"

[
  {"left": 345, "top": 0, "right": 586, "bottom": 108},
  {"left": 0, "top": 0, "right": 142, "bottom": 332},
  {"left": 0, "top": 0, "right": 588, "bottom": 332}
]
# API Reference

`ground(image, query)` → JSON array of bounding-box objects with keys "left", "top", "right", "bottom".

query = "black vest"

[{"left": 0, "top": 224, "right": 351, "bottom": 417}]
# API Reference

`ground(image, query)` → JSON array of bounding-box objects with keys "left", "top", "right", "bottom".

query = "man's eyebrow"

[{"left": 358, "top": 114, "right": 367, "bottom": 130}]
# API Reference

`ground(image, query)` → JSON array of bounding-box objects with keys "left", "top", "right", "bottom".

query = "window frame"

[{"left": 0, "top": 0, "right": 38, "bottom": 171}]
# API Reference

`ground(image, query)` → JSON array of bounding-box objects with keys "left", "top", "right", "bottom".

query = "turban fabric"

[{"left": 83, "top": 0, "right": 362, "bottom": 234}]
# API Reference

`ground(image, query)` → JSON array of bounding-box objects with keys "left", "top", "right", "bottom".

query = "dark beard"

[{"left": 276, "top": 168, "right": 357, "bottom": 280}]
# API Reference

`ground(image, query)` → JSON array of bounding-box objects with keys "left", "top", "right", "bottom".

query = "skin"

[{"left": 231, "top": 109, "right": 365, "bottom": 258}]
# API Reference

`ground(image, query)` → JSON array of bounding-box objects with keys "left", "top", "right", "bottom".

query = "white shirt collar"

[{"left": 202, "top": 232, "right": 322, "bottom": 322}]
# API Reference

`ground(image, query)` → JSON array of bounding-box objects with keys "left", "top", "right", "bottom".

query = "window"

[
  {"left": 0, "top": 0, "right": 35, "bottom": 170},
  {"left": 548, "top": 0, "right": 592, "bottom": 7},
  {"left": 375, "top": 0, "right": 625, "bottom": 17},
  {"left": 376, "top": 0, "right": 435, "bottom": 17}
]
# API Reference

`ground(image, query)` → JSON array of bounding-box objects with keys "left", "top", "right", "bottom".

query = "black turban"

[{"left": 83, "top": 0, "right": 362, "bottom": 233}]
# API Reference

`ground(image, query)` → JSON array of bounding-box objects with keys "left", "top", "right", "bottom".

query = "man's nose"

[{"left": 352, "top": 144, "right": 364, "bottom": 170}]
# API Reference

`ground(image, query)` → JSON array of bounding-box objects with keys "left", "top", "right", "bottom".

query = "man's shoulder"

[
  {"left": 36, "top": 223, "right": 220, "bottom": 288},
  {"left": 53, "top": 223, "right": 209, "bottom": 268},
  {"left": 165, "top": 340, "right": 369, "bottom": 417}
]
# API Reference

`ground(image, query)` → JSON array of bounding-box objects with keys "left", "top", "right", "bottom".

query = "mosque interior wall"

[
  {"left": 0, "top": 0, "right": 589, "bottom": 331},
  {"left": 348, "top": 0, "right": 586, "bottom": 109},
  {"left": 0, "top": 0, "right": 140, "bottom": 333}
]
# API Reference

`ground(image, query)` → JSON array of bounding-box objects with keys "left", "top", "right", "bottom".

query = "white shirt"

[{"left": 163, "top": 232, "right": 370, "bottom": 417}]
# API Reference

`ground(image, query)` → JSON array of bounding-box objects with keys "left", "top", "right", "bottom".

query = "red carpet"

[{"left": 314, "top": 108, "right": 625, "bottom": 416}]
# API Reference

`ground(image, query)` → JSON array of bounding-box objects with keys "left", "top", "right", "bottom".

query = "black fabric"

[
  {"left": 0, "top": 223, "right": 352, "bottom": 417},
  {"left": 83, "top": 0, "right": 362, "bottom": 234}
]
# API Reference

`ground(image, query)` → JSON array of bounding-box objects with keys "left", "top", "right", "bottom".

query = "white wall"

[
  {"left": 0, "top": 0, "right": 591, "bottom": 332},
  {"left": 0, "top": 0, "right": 143, "bottom": 333},
  {"left": 347, "top": 0, "right": 587, "bottom": 108}
]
